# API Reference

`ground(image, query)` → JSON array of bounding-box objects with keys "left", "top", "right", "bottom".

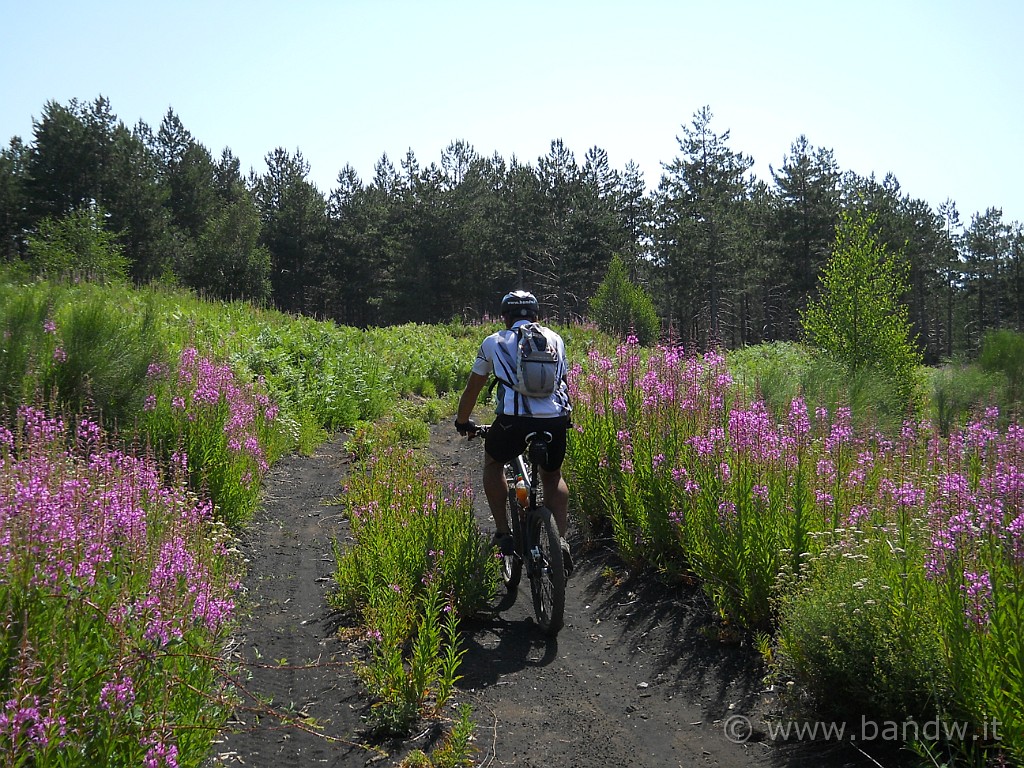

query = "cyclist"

[{"left": 454, "top": 290, "right": 574, "bottom": 575}]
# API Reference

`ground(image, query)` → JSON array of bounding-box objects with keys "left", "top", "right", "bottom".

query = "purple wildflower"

[{"left": 962, "top": 570, "right": 993, "bottom": 628}]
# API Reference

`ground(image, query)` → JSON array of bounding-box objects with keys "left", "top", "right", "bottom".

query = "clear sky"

[{"left": 2, "top": 0, "right": 1021, "bottom": 226}]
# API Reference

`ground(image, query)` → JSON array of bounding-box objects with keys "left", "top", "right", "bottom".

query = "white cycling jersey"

[{"left": 471, "top": 319, "right": 571, "bottom": 418}]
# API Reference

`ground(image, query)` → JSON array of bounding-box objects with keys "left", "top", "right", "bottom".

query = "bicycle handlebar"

[{"left": 462, "top": 423, "right": 552, "bottom": 446}]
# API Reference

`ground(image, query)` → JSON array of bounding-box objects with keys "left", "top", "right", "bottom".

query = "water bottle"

[{"left": 515, "top": 478, "right": 529, "bottom": 507}]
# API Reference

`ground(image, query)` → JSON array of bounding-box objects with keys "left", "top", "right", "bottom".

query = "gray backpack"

[{"left": 513, "top": 323, "right": 559, "bottom": 397}]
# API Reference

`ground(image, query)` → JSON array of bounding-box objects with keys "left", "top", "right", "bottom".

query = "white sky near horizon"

[{"left": 1, "top": 0, "right": 1022, "bottom": 227}]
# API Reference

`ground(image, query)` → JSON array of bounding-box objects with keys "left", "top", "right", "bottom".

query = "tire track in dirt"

[{"left": 206, "top": 437, "right": 375, "bottom": 767}]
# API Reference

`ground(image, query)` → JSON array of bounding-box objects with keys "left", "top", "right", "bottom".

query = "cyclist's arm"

[{"left": 456, "top": 371, "right": 489, "bottom": 425}]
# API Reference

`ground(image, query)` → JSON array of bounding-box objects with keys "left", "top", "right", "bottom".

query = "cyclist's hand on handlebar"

[{"left": 454, "top": 418, "right": 480, "bottom": 438}]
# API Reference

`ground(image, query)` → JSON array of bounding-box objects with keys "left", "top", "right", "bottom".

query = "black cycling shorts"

[{"left": 484, "top": 415, "right": 569, "bottom": 472}]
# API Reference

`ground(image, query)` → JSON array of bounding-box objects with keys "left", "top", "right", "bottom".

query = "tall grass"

[
  {"left": 728, "top": 341, "right": 915, "bottom": 434},
  {"left": 928, "top": 362, "right": 1004, "bottom": 436},
  {"left": 332, "top": 442, "right": 497, "bottom": 735}
]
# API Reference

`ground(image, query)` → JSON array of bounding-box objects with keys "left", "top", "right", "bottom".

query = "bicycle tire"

[
  {"left": 528, "top": 506, "right": 565, "bottom": 635},
  {"left": 501, "top": 489, "right": 522, "bottom": 591}
]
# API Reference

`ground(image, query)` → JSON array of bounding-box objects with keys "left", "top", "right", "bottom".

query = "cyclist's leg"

[
  {"left": 483, "top": 451, "right": 510, "bottom": 533},
  {"left": 482, "top": 417, "right": 523, "bottom": 536},
  {"left": 539, "top": 467, "right": 569, "bottom": 535},
  {"left": 537, "top": 416, "right": 570, "bottom": 537}
]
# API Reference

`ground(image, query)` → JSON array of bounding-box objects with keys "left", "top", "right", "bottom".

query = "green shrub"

[
  {"left": 588, "top": 254, "right": 660, "bottom": 345},
  {"left": 0, "top": 282, "right": 163, "bottom": 430},
  {"left": 927, "top": 362, "right": 1003, "bottom": 435},
  {"left": 43, "top": 289, "right": 163, "bottom": 427},
  {"left": 774, "top": 525, "right": 949, "bottom": 725},
  {"left": 978, "top": 328, "right": 1024, "bottom": 413},
  {"left": 27, "top": 205, "right": 129, "bottom": 284}
]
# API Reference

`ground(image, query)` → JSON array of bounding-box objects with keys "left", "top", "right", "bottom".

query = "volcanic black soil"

[{"left": 205, "top": 418, "right": 902, "bottom": 768}]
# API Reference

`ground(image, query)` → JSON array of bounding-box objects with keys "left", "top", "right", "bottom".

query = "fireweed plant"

[
  {"left": 567, "top": 337, "right": 844, "bottom": 628},
  {"left": 141, "top": 346, "right": 287, "bottom": 527},
  {"left": 332, "top": 443, "right": 498, "bottom": 735},
  {"left": 917, "top": 410, "right": 1024, "bottom": 761},
  {"left": 0, "top": 406, "right": 239, "bottom": 767},
  {"left": 567, "top": 338, "right": 1024, "bottom": 760},
  {"left": 775, "top": 412, "right": 1024, "bottom": 762}
]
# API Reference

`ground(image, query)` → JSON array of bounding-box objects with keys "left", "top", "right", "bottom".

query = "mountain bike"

[{"left": 476, "top": 425, "right": 565, "bottom": 635}]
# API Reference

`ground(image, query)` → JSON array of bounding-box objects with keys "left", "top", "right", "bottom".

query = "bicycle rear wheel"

[
  {"left": 527, "top": 506, "right": 565, "bottom": 635},
  {"left": 500, "top": 489, "right": 522, "bottom": 591}
]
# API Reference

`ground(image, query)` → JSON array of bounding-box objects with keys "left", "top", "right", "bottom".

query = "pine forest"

[{"left": 2, "top": 96, "right": 1021, "bottom": 363}]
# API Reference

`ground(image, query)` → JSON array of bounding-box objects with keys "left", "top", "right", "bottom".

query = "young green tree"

[
  {"left": 589, "top": 253, "right": 660, "bottom": 345},
  {"left": 800, "top": 207, "right": 923, "bottom": 408},
  {"left": 27, "top": 204, "right": 128, "bottom": 283}
]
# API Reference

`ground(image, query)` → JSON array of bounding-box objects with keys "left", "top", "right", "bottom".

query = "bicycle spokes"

[{"left": 528, "top": 508, "right": 565, "bottom": 635}]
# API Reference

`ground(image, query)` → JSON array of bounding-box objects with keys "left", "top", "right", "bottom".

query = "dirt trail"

[
  {"left": 205, "top": 438, "right": 373, "bottom": 767},
  {"left": 207, "top": 423, "right": 897, "bottom": 768}
]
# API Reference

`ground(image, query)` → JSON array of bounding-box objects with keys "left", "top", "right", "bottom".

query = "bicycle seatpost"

[{"left": 526, "top": 430, "right": 552, "bottom": 466}]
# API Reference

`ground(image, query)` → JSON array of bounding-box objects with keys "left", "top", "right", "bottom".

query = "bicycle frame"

[
  {"left": 500, "top": 430, "right": 565, "bottom": 635},
  {"left": 472, "top": 424, "right": 565, "bottom": 635}
]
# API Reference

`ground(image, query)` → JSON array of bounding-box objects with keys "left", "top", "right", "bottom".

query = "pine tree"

[
  {"left": 655, "top": 107, "right": 753, "bottom": 346},
  {"left": 769, "top": 135, "right": 841, "bottom": 337}
]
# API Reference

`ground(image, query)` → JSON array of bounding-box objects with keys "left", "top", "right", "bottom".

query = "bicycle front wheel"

[
  {"left": 527, "top": 506, "right": 565, "bottom": 635},
  {"left": 501, "top": 489, "right": 522, "bottom": 591}
]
